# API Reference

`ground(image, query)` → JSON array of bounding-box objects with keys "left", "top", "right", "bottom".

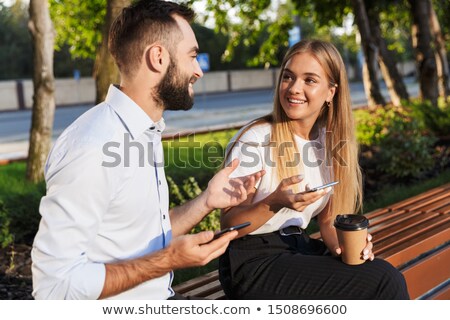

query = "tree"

[
  {"left": 366, "top": 1, "right": 409, "bottom": 106},
  {"left": 27, "top": 0, "right": 55, "bottom": 182},
  {"left": 50, "top": 0, "right": 129, "bottom": 103},
  {"left": 429, "top": 0, "right": 449, "bottom": 97},
  {"left": 351, "top": 0, "right": 386, "bottom": 106},
  {"left": 408, "top": 0, "right": 439, "bottom": 106},
  {"left": 94, "top": 0, "right": 130, "bottom": 103}
]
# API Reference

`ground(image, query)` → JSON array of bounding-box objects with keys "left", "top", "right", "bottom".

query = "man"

[{"left": 31, "top": 0, "right": 262, "bottom": 300}]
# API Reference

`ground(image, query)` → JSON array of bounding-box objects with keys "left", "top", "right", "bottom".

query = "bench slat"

[
  {"left": 173, "top": 270, "right": 219, "bottom": 294},
  {"left": 416, "top": 197, "right": 450, "bottom": 213},
  {"left": 387, "top": 184, "right": 450, "bottom": 211},
  {"left": 378, "top": 222, "right": 450, "bottom": 267},
  {"left": 370, "top": 212, "right": 444, "bottom": 244},
  {"left": 182, "top": 279, "right": 223, "bottom": 298},
  {"left": 425, "top": 283, "right": 450, "bottom": 300},
  {"left": 400, "top": 194, "right": 450, "bottom": 213},
  {"left": 401, "top": 245, "right": 450, "bottom": 299},
  {"left": 205, "top": 290, "right": 227, "bottom": 300},
  {"left": 368, "top": 209, "right": 419, "bottom": 232}
]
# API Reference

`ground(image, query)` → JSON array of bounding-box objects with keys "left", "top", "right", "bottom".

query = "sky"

[{"left": 1, "top": 0, "right": 29, "bottom": 6}]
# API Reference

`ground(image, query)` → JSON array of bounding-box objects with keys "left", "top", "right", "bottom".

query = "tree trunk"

[
  {"left": 351, "top": 0, "right": 386, "bottom": 107},
  {"left": 366, "top": 3, "right": 409, "bottom": 106},
  {"left": 26, "top": 0, "right": 55, "bottom": 183},
  {"left": 428, "top": 0, "right": 450, "bottom": 98},
  {"left": 93, "top": 0, "right": 130, "bottom": 104},
  {"left": 408, "top": 0, "right": 439, "bottom": 106}
]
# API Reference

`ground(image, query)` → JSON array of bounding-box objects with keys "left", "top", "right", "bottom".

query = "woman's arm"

[
  {"left": 221, "top": 175, "right": 330, "bottom": 237},
  {"left": 317, "top": 200, "right": 341, "bottom": 255}
]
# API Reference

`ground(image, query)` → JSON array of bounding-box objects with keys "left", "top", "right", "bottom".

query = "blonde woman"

[{"left": 219, "top": 40, "right": 409, "bottom": 299}]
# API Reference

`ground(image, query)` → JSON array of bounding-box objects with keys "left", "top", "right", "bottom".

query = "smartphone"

[
  {"left": 212, "top": 222, "right": 251, "bottom": 240},
  {"left": 304, "top": 181, "right": 339, "bottom": 193}
]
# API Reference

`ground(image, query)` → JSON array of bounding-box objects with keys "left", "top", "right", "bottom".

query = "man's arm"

[
  {"left": 32, "top": 146, "right": 114, "bottom": 299},
  {"left": 99, "top": 230, "right": 237, "bottom": 299},
  {"left": 169, "top": 159, "right": 264, "bottom": 237}
]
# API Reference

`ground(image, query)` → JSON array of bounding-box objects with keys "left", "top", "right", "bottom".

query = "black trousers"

[{"left": 219, "top": 229, "right": 410, "bottom": 300}]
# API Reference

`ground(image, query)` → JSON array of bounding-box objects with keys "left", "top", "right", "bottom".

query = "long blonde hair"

[{"left": 226, "top": 40, "right": 363, "bottom": 218}]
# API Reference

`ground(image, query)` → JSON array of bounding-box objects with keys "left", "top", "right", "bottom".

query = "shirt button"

[
  {"left": 159, "top": 180, "right": 161, "bottom": 185},
  {"left": 163, "top": 215, "right": 166, "bottom": 219}
]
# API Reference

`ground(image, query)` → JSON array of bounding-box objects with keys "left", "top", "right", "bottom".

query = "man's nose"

[{"left": 194, "top": 58, "right": 204, "bottom": 79}]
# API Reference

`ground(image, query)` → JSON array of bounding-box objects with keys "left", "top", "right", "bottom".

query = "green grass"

[
  {"left": 163, "top": 129, "right": 238, "bottom": 187},
  {"left": 0, "top": 162, "right": 45, "bottom": 244},
  {"left": 362, "top": 168, "right": 450, "bottom": 214}
]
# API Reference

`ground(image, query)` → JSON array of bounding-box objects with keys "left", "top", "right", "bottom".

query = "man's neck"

[{"left": 118, "top": 83, "right": 163, "bottom": 123}]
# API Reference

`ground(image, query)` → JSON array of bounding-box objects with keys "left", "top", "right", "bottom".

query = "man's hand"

[
  {"left": 203, "top": 159, "right": 265, "bottom": 211},
  {"left": 167, "top": 230, "right": 238, "bottom": 269},
  {"left": 99, "top": 230, "right": 238, "bottom": 299}
]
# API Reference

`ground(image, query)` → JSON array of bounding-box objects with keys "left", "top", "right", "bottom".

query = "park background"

[{"left": 0, "top": 0, "right": 449, "bottom": 299}]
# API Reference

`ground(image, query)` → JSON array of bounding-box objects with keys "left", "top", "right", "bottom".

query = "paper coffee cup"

[{"left": 334, "top": 214, "right": 369, "bottom": 265}]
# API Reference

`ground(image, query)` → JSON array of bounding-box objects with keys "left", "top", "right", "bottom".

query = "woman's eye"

[
  {"left": 282, "top": 74, "right": 293, "bottom": 81},
  {"left": 306, "top": 78, "right": 317, "bottom": 84}
]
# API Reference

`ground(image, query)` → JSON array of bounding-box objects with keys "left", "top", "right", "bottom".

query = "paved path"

[{"left": 0, "top": 79, "right": 419, "bottom": 161}]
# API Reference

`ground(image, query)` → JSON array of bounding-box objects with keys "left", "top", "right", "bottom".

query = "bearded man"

[{"left": 31, "top": 0, "right": 262, "bottom": 300}]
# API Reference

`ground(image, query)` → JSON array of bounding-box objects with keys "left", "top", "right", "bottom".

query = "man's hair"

[{"left": 109, "top": 0, "right": 195, "bottom": 78}]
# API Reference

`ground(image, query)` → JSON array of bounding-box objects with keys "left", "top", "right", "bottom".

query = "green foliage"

[
  {"left": 410, "top": 97, "right": 450, "bottom": 137},
  {"left": 0, "top": 1, "right": 94, "bottom": 79},
  {"left": 363, "top": 167, "right": 450, "bottom": 214},
  {"left": 0, "top": 162, "right": 45, "bottom": 245},
  {"left": 200, "top": 0, "right": 292, "bottom": 67},
  {"left": 50, "top": 0, "right": 106, "bottom": 59},
  {"left": 0, "top": 1, "right": 32, "bottom": 79},
  {"left": 167, "top": 176, "right": 221, "bottom": 234},
  {"left": 355, "top": 105, "right": 437, "bottom": 179},
  {"left": 0, "top": 201, "right": 14, "bottom": 249}
]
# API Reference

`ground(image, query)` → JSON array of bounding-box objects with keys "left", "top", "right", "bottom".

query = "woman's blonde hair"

[{"left": 226, "top": 39, "right": 362, "bottom": 219}]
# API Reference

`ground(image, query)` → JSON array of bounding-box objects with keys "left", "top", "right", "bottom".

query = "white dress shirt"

[
  {"left": 32, "top": 85, "right": 172, "bottom": 299},
  {"left": 227, "top": 122, "right": 332, "bottom": 233}
]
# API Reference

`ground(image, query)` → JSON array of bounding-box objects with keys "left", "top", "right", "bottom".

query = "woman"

[{"left": 219, "top": 40, "right": 409, "bottom": 299}]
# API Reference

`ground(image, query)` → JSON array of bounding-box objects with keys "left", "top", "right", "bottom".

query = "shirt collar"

[{"left": 105, "top": 84, "right": 166, "bottom": 139}]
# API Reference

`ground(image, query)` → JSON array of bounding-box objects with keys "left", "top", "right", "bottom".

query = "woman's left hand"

[{"left": 335, "top": 233, "right": 375, "bottom": 261}]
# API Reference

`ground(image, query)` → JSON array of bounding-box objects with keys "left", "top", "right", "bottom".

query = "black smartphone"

[
  {"left": 212, "top": 222, "right": 251, "bottom": 240},
  {"left": 304, "top": 181, "right": 339, "bottom": 193}
]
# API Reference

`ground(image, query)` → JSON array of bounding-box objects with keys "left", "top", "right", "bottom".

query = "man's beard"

[{"left": 156, "top": 59, "right": 195, "bottom": 111}]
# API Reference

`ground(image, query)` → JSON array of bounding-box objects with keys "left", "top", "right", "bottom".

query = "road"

[{"left": 0, "top": 78, "right": 418, "bottom": 160}]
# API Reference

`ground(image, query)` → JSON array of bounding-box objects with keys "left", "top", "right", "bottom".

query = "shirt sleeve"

[
  {"left": 32, "top": 143, "right": 115, "bottom": 300},
  {"left": 226, "top": 127, "right": 265, "bottom": 183}
]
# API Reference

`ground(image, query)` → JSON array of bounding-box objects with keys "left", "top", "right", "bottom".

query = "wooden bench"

[{"left": 174, "top": 183, "right": 450, "bottom": 300}]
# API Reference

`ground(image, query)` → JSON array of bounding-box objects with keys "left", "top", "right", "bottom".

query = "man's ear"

[{"left": 145, "top": 44, "right": 167, "bottom": 72}]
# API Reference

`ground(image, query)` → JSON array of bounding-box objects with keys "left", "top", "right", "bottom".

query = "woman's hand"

[
  {"left": 265, "top": 175, "right": 331, "bottom": 212},
  {"left": 335, "top": 233, "right": 375, "bottom": 261}
]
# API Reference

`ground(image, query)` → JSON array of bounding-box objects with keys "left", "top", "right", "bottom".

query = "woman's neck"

[{"left": 290, "top": 119, "right": 319, "bottom": 140}]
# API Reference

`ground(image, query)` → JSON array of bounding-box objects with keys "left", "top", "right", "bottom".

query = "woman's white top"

[{"left": 227, "top": 122, "right": 332, "bottom": 234}]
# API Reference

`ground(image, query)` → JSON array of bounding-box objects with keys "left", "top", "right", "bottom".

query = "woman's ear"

[
  {"left": 145, "top": 44, "right": 166, "bottom": 72},
  {"left": 327, "top": 85, "right": 337, "bottom": 103}
]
